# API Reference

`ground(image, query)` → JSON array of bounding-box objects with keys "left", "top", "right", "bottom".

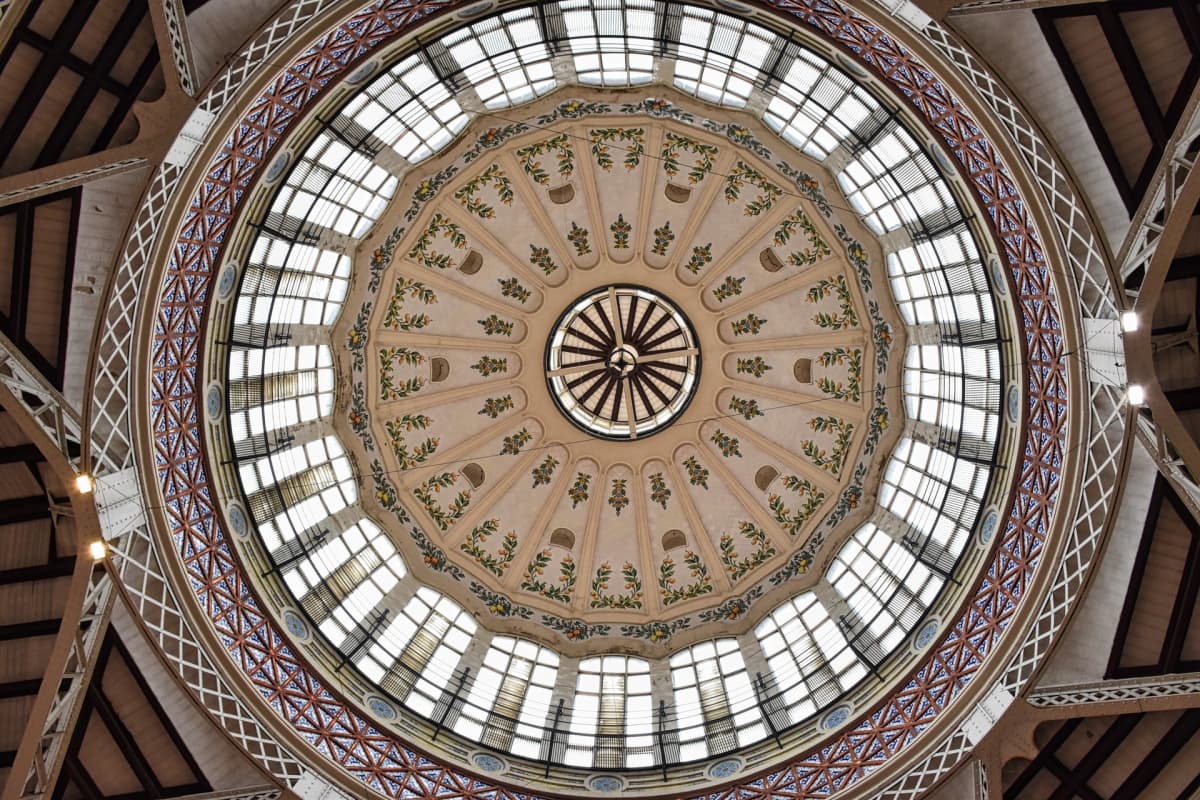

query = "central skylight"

[{"left": 546, "top": 285, "right": 700, "bottom": 440}]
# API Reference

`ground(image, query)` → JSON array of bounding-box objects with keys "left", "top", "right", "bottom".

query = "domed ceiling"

[
  {"left": 337, "top": 103, "right": 902, "bottom": 653},
  {"left": 127, "top": 0, "right": 1095, "bottom": 796}
]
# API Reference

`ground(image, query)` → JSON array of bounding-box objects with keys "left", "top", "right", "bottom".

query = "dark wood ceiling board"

[
  {"left": 0, "top": 214, "right": 14, "bottom": 315},
  {"left": 0, "top": 0, "right": 95, "bottom": 173},
  {"left": 1180, "top": 553, "right": 1200, "bottom": 661},
  {"left": 1167, "top": 253, "right": 1200, "bottom": 282},
  {"left": 0, "top": 461, "right": 49, "bottom": 500},
  {"left": 1109, "top": 710, "right": 1200, "bottom": 799},
  {"left": 0, "top": 636, "right": 55, "bottom": 683},
  {"left": 0, "top": 577, "right": 70, "bottom": 628},
  {"left": 86, "top": 47, "right": 156, "bottom": 159},
  {"left": 1097, "top": 5, "right": 1169, "bottom": 144},
  {"left": 0, "top": 60, "right": 83, "bottom": 173},
  {"left": 1005, "top": 718, "right": 1078, "bottom": 798},
  {"left": 1039, "top": 11, "right": 1141, "bottom": 210},
  {"left": 24, "top": 194, "right": 75, "bottom": 368},
  {"left": 0, "top": 618, "right": 60, "bottom": 641},
  {"left": 0, "top": 188, "right": 79, "bottom": 386},
  {"left": 51, "top": 697, "right": 98, "bottom": 800},
  {"left": 1037, "top": 0, "right": 1200, "bottom": 213},
  {"left": 0, "top": 677, "right": 44, "bottom": 699},
  {"left": 1042, "top": 757, "right": 1106, "bottom": 800},
  {"left": 0, "top": 44, "right": 40, "bottom": 135},
  {"left": 0, "top": 556, "right": 76, "bottom": 587},
  {"left": 0, "top": 412, "right": 33, "bottom": 445},
  {"left": 101, "top": 635, "right": 206, "bottom": 790},
  {"left": 1046, "top": 719, "right": 1137, "bottom": 800},
  {"left": 109, "top": 8, "right": 157, "bottom": 89},
  {"left": 1107, "top": 476, "right": 1200, "bottom": 676},
  {"left": 0, "top": 519, "right": 57, "bottom": 573},
  {"left": 1006, "top": 711, "right": 1200, "bottom": 799},
  {"left": 0, "top": 0, "right": 160, "bottom": 178},
  {"left": 1159, "top": 490, "right": 1200, "bottom": 669},
  {"left": 60, "top": 751, "right": 106, "bottom": 800},
  {"left": 85, "top": 682, "right": 164, "bottom": 798},
  {"left": 12, "top": 31, "right": 129, "bottom": 98},
  {"left": 1175, "top": 770, "right": 1200, "bottom": 800},
  {"left": 49, "top": 633, "right": 213, "bottom": 800},
  {"left": 1148, "top": 274, "right": 1200, "bottom": 397},
  {"left": 0, "top": 694, "right": 38, "bottom": 751},
  {"left": 1051, "top": 714, "right": 1127, "bottom": 770},
  {"left": 1116, "top": 493, "right": 1191, "bottom": 671},
  {"left": 1088, "top": 711, "right": 1176, "bottom": 794},
  {"left": 1122, "top": 7, "right": 1193, "bottom": 112},
  {"left": 33, "top": 0, "right": 148, "bottom": 168},
  {"left": 0, "top": 443, "right": 47, "bottom": 465},
  {"left": 1108, "top": 477, "right": 1165, "bottom": 677},
  {"left": 1058, "top": 15, "right": 1153, "bottom": 185},
  {"left": 72, "top": 0, "right": 157, "bottom": 84},
  {"left": 0, "top": 495, "right": 52, "bottom": 526}
]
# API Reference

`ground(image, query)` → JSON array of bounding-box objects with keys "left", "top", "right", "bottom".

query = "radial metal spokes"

[{"left": 547, "top": 286, "right": 699, "bottom": 438}]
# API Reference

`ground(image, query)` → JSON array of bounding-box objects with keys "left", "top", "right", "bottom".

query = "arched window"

[
  {"left": 453, "top": 637, "right": 560, "bottom": 757},
  {"left": 567, "top": 656, "right": 652, "bottom": 768},
  {"left": 669, "top": 639, "right": 765, "bottom": 760},
  {"left": 756, "top": 591, "right": 865, "bottom": 724}
]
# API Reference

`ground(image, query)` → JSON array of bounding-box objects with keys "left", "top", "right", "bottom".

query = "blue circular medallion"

[
  {"left": 930, "top": 146, "right": 954, "bottom": 175},
  {"left": 345, "top": 60, "right": 379, "bottom": 85},
  {"left": 264, "top": 152, "right": 290, "bottom": 183},
  {"left": 217, "top": 264, "right": 238, "bottom": 299},
  {"left": 471, "top": 752, "right": 504, "bottom": 772},
  {"left": 367, "top": 696, "right": 397, "bottom": 720},
  {"left": 1006, "top": 384, "right": 1021, "bottom": 424},
  {"left": 708, "top": 758, "right": 742, "bottom": 779},
  {"left": 457, "top": 1, "right": 494, "bottom": 18},
  {"left": 989, "top": 254, "right": 1008, "bottom": 295},
  {"left": 227, "top": 503, "right": 248, "bottom": 538},
  {"left": 205, "top": 384, "right": 223, "bottom": 420},
  {"left": 980, "top": 508, "right": 999, "bottom": 545},
  {"left": 283, "top": 610, "right": 308, "bottom": 640},
  {"left": 821, "top": 704, "right": 852, "bottom": 731},
  {"left": 588, "top": 775, "right": 624, "bottom": 792},
  {"left": 914, "top": 618, "right": 940, "bottom": 650}
]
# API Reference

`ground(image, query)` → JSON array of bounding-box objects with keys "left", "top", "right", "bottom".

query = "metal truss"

[
  {"left": 157, "top": 0, "right": 199, "bottom": 97},
  {"left": 1120, "top": 82, "right": 1200, "bottom": 527},
  {"left": 1029, "top": 671, "right": 1200, "bottom": 708},
  {"left": 0, "top": 331, "right": 84, "bottom": 474},
  {"left": 0, "top": 333, "right": 109, "bottom": 800},
  {"left": 4, "top": 561, "right": 114, "bottom": 800},
  {"left": 0, "top": 157, "right": 148, "bottom": 208}
]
